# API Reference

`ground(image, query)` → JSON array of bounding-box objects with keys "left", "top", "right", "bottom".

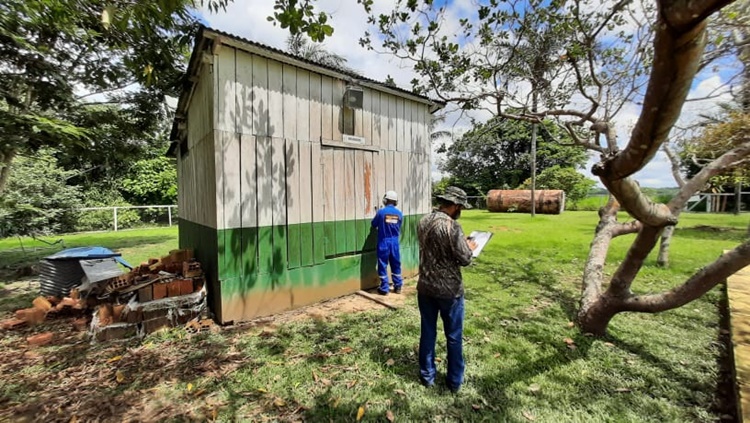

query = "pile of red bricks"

[
  {"left": 91, "top": 249, "right": 208, "bottom": 342},
  {"left": 1, "top": 248, "right": 211, "bottom": 344}
]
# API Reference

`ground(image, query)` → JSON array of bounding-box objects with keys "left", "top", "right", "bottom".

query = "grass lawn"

[{"left": 0, "top": 211, "right": 746, "bottom": 422}]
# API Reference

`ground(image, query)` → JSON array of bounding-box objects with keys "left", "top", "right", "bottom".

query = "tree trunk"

[
  {"left": 656, "top": 225, "right": 675, "bottom": 267},
  {"left": 487, "top": 190, "right": 565, "bottom": 214},
  {"left": 0, "top": 149, "right": 17, "bottom": 195}
]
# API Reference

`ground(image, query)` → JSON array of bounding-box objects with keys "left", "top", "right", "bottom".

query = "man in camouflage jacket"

[{"left": 416, "top": 186, "right": 477, "bottom": 393}]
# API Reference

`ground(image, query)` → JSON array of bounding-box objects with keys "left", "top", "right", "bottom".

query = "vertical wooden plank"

[
  {"left": 385, "top": 150, "right": 394, "bottom": 196},
  {"left": 299, "top": 142, "right": 314, "bottom": 266},
  {"left": 267, "top": 59, "right": 283, "bottom": 138},
  {"left": 380, "top": 93, "right": 388, "bottom": 150},
  {"left": 221, "top": 132, "right": 242, "bottom": 230},
  {"left": 354, "top": 149, "right": 365, "bottom": 251},
  {"left": 220, "top": 131, "right": 241, "bottom": 280},
  {"left": 333, "top": 149, "right": 347, "bottom": 255},
  {"left": 240, "top": 134, "right": 258, "bottom": 276},
  {"left": 405, "top": 101, "right": 413, "bottom": 153},
  {"left": 332, "top": 79, "right": 344, "bottom": 141},
  {"left": 311, "top": 142, "right": 326, "bottom": 264},
  {"left": 371, "top": 91, "right": 381, "bottom": 149},
  {"left": 395, "top": 98, "right": 403, "bottom": 152},
  {"left": 322, "top": 147, "right": 336, "bottom": 257},
  {"left": 321, "top": 76, "right": 333, "bottom": 140},
  {"left": 355, "top": 98, "right": 364, "bottom": 138},
  {"left": 297, "top": 69, "right": 310, "bottom": 142},
  {"left": 375, "top": 151, "right": 386, "bottom": 213},
  {"left": 393, "top": 152, "right": 404, "bottom": 243},
  {"left": 236, "top": 51, "right": 253, "bottom": 135},
  {"left": 362, "top": 88, "right": 372, "bottom": 145},
  {"left": 217, "top": 48, "right": 236, "bottom": 133},
  {"left": 388, "top": 95, "right": 397, "bottom": 151},
  {"left": 252, "top": 55, "right": 268, "bottom": 137},
  {"left": 272, "top": 137, "right": 288, "bottom": 273},
  {"left": 363, "top": 151, "right": 377, "bottom": 252},
  {"left": 402, "top": 152, "right": 412, "bottom": 245},
  {"left": 286, "top": 139, "right": 301, "bottom": 270},
  {"left": 344, "top": 150, "right": 356, "bottom": 252},
  {"left": 257, "top": 136, "right": 273, "bottom": 274},
  {"left": 282, "top": 64, "right": 296, "bottom": 140},
  {"left": 309, "top": 73, "right": 322, "bottom": 143}
]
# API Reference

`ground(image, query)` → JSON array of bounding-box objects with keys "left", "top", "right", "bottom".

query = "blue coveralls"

[{"left": 371, "top": 204, "right": 403, "bottom": 292}]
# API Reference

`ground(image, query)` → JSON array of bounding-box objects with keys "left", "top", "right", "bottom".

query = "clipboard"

[{"left": 467, "top": 231, "right": 493, "bottom": 258}]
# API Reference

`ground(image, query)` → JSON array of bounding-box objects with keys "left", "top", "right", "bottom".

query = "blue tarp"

[{"left": 45, "top": 247, "right": 132, "bottom": 269}]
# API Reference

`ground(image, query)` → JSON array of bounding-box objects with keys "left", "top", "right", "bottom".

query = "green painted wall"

[{"left": 180, "top": 214, "right": 423, "bottom": 323}]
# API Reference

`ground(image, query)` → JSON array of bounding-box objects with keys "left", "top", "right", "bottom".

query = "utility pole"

[{"left": 531, "top": 90, "right": 538, "bottom": 217}]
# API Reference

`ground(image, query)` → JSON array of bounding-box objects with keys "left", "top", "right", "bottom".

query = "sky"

[{"left": 198, "top": 0, "right": 735, "bottom": 188}]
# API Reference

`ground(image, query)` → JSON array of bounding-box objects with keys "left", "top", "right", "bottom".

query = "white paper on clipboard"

[{"left": 468, "top": 231, "right": 493, "bottom": 258}]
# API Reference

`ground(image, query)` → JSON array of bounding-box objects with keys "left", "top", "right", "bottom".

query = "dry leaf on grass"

[
  {"left": 386, "top": 409, "right": 395, "bottom": 422},
  {"left": 107, "top": 355, "right": 123, "bottom": 363},
  {"left": 340, "top": 346, "right": 354, "bottom": 354},
  {"left": 385, "top": 358, "right": 395, "bottom": 366},
  {"left": 115, "top": 370, "right": 125, "bottom": 383},
  {"left": 356, "top": 405, "right": 365, "bottom": 421},
  {"left": 527, "top": 384, "right": 541, "bottom": 393},
  {"left": 566, "top": 321, "right": 575, "bottom": 328},
  {"left": 614, "top": 388, "right": 631, "bottom": 393},
  {"left": 472, "top": 404, "right": 482, "bottom": 410},
  {"left": 522, "top": 411, "right": 536, "bottom": 421},
  {"left": 393, "top": 389, "right": 406, "bottom": 396}
]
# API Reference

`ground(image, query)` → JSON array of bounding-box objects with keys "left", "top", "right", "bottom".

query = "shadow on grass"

[
  {"left": 0, "top": 330, "right": 233, "bottom": 422},
  {"left": 675, "top": 226, "right": 747, "bottom": 243}
]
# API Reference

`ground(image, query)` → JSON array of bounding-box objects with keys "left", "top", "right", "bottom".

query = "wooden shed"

[{"left": 168, "top": 27, "right": 443, "bottom": 324}]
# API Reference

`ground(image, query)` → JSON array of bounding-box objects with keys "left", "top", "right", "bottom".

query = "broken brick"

[
  {"left": 125, "top": 308, "right": 143, "bottom": 324},
  {"left": 112, "top": 304, "right": 126, "bottom": 323},
  {"left": 32, "top": 297, "right": 53, "bottom": 312},
  {"left": 152, "top": 283, "right": 168, "bottom": 300},
  {"left": 176, "top": 278, "right": 194, "bottom": 296},
  {"left": 143, "top": 308, "right": 169, "bottom": 321},
  {"left": 98, "top": 304, "right": 114, "bottom": 327},
  {"left": 166, "top": 281, "right": 181, "bottom": 298},
  {"left": 27, "top": 332, "right": 54, "bottom": 347},
  {"left": 1, "top": 318, "right": 26, "bottom": 330},
  {"left": 15, "top": 307, "right": 47, "bottom": 325},
  {"left": 138, "top": 285, "right": 153, "bottom": 302}
]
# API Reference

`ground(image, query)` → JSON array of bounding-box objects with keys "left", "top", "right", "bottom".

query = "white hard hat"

[{"left": 383, "top": 190, "right": 398, "bottom": 203}]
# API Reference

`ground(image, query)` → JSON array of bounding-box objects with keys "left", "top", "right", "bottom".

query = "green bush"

[{"left": 0, "top": 149, "right": 81, "bottom": 238}]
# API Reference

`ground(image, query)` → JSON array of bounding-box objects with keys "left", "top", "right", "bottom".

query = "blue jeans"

[
  {"left": 377, "top": 239, "right": 402, "bottom": 292},
  {"left": 418, "top": 293, "right": 465, "bottom": 390}
]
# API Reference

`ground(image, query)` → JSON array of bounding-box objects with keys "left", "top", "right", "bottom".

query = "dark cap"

[{"left": 436, "top": 186, "right": 472, "bottom": 209}]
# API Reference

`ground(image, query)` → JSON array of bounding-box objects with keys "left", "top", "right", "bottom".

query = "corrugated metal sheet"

[
  {"left": 39, "top": 247, "right": 131, "bottom": 297},
  {"left": 39, "top": 260, "right": 85, "bottom": 297}
]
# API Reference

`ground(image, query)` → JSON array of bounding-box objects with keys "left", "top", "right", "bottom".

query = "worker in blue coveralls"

[{"left": 371, "top": 190, "right": 403, "bottom": 296}]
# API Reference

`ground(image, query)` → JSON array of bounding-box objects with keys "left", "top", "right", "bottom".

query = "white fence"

[{"left": 78, "top": 205, "right": 178, "bottom": 231}]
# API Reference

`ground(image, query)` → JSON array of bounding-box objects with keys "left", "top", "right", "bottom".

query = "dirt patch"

[{"left": 228, "top": 279, "right": 417, "bottom": 328}]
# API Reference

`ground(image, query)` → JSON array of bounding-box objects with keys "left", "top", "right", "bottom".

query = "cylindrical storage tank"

[{"left": 486, "top": 190, "right": 565, "bottom": 214}]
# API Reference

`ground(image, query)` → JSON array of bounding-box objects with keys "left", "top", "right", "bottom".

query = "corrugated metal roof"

[{"left": 167, "top": 25, "right": 445, "bottom": 156}]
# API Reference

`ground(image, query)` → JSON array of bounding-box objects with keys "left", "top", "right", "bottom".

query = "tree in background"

[
  {"left": 350, "top": 0, "right": 750, "bottom": 335},
  {"left": 0, "top": 149, "right": 81, "bottom": 237},
  {"left": 286, "top": 34, "right": 350, "bottom": 70},
  {"left": 439, "top": 118, "right": 587, "bottom": 197},
  {"left": 517, "top": 166, "right": 596, "bottom": 209},
  {"left": 120, "top": 156, "right": 178, "bottom": 206},
  {"left": 0, "top": 0, "right": 230, "bottom": 194}
]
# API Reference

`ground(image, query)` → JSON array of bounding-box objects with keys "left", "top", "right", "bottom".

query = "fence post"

[
  {"left": 114, "top": 207, "right": 118, "bottom": 232},
  {"left": 168, "top": 206, "right": 172, "bottom": 227}
]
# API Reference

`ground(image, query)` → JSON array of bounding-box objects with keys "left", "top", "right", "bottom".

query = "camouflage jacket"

[{"left": 416, "top": 210, "right": 473, "bottom": 299}]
